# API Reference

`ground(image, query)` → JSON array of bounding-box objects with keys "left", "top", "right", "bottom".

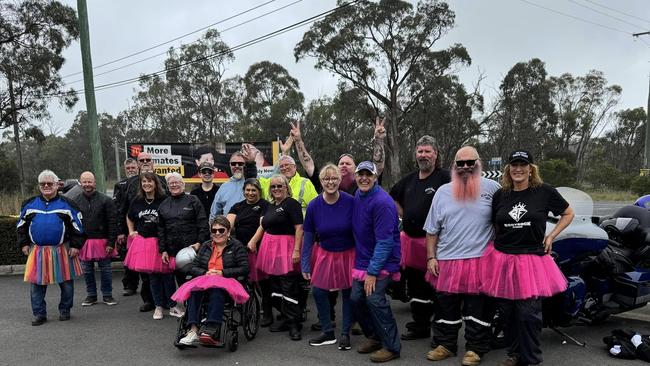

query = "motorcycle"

[{"left": 492, "top": 187, "right": 650, "bottom": 348}]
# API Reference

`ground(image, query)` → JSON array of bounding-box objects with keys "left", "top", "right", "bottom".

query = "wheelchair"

[{"left": 173, "top": 282, "right": 260, "bottom": 351}]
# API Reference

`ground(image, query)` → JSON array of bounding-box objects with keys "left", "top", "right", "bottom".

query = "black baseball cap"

[{"left": 508, "top": 150, "right": 533, "bottom": 164}]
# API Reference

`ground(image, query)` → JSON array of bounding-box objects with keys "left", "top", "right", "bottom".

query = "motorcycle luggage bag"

[
  {"left": 613, "top": 270, "right": 650, "bottom": 307},
  {"left": 594, "top": 245, "right": 635, "bottom": 275}
]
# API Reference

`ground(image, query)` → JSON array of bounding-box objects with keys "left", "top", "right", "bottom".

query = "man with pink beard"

[
  {"left": 389, "top": 135, "right": 450, "bottom": 340},
  {"left": 422, "top": 146, "right": 500, "bottom": 365}
]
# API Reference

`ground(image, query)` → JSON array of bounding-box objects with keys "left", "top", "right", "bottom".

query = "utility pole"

[
  {"left": 8, "top": 74, "right": 25, "bottom": 197},
  {"left": 77, "top": 0, "right": 106, "bottom": 192},
  {"left": 114, "top": 138, "right": 121, "bottom": 182},
  {"left": 634, "top": 31, "right": 650, "bottom": 169}
]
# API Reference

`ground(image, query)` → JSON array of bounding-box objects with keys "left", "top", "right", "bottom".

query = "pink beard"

[{"left": 451, "top": 167, "right": 482, "bottom": 202}]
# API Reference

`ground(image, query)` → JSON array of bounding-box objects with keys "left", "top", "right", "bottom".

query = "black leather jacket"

[
  {"left": 157, "top": 193, "right": 210, "bottom": 256},
  {"left": 188, "top": 237, "right": 249, "bottom": 281},
  {"left": 71, "top": 191, "right": 118, "bottom": 247}
]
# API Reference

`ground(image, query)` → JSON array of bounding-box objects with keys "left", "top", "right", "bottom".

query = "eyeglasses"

[
  {"left": 230, "top": 162, "right": 244, "bottom": 167},
  {"left": 270, "top": 184, "right": 285, "bottom": 190},
  {"left": 168, "top": 181, "right": 183, "bottom": 186},
  {"left": 455, "top": 159, "right": 477, "bottom": 168},
  {"left": 211, "top": 228, "right": 227, "bottom": 234},
  {"left": 321, "top": 177, "right": 340, "bottom": 183},
  {"left": 39, "top": 182, "right": 55, "bottom": 187},
  {"left": 279, "top": 164, "right": 294, "bottom": 169},
  {"left": 200, "top": 169, "right": 213, "bottom": 175},
  {"left": 138, "top": 158, "right": 152, "bottom": 163}
]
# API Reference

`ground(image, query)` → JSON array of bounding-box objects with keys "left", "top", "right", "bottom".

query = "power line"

[
  {"left": 518, "top": 0, "right": 632, "bottom": 35},
  {"left": 61, "top": 0, "right": 279, "bottom": 79},
  {"left": 568, "top": 0, "right": 646, "bottom": 30},
  {"left": 583, "top": 0, "right": 650, "bottom": 25},
  {"left": 48, "top": 0, "right": 360, "bottom": 98},
  {"left": 65, "top": 0, "right": 304, "bottom": 85}
]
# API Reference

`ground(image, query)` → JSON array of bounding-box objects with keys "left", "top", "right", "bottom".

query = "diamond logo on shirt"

[{"left": 508, "top": 202, "right": 527, "bottom": 222}]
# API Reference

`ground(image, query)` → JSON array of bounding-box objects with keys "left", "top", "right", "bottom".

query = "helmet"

[
  {"left": 634, "top": 194, "right": 650, "bottom": 209},
  {"left": 175, "top": 246, "right": 197, "bottom": 272}
]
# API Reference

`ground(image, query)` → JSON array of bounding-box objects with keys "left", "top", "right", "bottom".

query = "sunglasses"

[
  {"left": 455, "top": 159, "right": 477, "bottom": 168},
  {"left": 230, "top": 162, "right": 244, "bottom": 167},
  {"left": 211, "top": 228, "right": 227, "bottom": 234},
  {"left": 39, "top": 182, "right": 55, "bottom": 187},
  {"left": 138, "top": 158, "right": 152, "bottom": 163},
  {"left": 270, "top": 184, "right": 285, "bottom": 190},
  {"left": 200, "top": 169, "right": 214, "bottom": 175}
]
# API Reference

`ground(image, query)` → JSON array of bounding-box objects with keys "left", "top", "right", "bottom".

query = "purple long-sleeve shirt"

[{"left": 352, "top": 185, "right": 401, "bottom": 275}]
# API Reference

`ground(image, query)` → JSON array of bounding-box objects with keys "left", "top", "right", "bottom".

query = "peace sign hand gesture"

[
  {"left": 374, "top": 116, "right": 386, "bottom": 139},
  {"left": 279, "top": 136, "right": 294, "bottom": 156},
  {"left": 290, "top": 120, "right": 302, "bottom": 141}
]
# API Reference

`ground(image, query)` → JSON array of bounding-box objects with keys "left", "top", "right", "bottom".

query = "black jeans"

[
  {"left": 270, "top": 273, "right": 303, "bottom": 327},
  {"left": 404, "top": 266, "right": 435, "bottom": 333},
  {"left": 432, "top": 292, "right": 493, "bottom": 356},
  {"left": 500, "top": 298, "right": 543, "bottom": 365}
]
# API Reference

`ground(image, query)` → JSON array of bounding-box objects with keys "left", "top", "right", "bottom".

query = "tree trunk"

[
  {"left": 8, "top": 76, "right": 25, "bottom": 197},
  {"left": 385, "top": 106, "right": 402, "bottom": 187}
]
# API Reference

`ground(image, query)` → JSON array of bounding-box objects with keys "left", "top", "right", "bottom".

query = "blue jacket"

[{"left": 16, "top": 194, "right": 85, "bottom": 249}]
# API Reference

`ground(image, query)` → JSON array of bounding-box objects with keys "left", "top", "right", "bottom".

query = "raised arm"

[
  {"left": 373, "top": 116, "right": 386, "bottom": 177},
  {"left": 291, "top": 121, "right": 315, "bottom": 178}
]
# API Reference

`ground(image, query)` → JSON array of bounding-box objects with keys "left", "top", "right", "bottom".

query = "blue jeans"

[
  {"left": 30, "top": 280, "right": 74, "bottom": 316},
  {"left": 149, "top": 273, "right": 176, "bottom": 308},
  {"left": 186, "top": 289, "right": 226, "bottom": 326},
  {"left": 313, "top": 287, "right": 352, "bottom": 336},
  {"left": 350, "top": 278, "right": 401, "bottom": 354},
  {"left": 81, "top": 259, "right": 113, "bottom": 297}
]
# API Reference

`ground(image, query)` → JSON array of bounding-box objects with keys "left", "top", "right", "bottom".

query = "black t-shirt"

[
  {"left": 492, "top": 183, "right": 569, "bottom": 255},
  {"left": 190, "top": 184, "right": 219, "bottom": 218},
  {"left": 390, "top": 169, "right": 451, "bottom": 237},
  {"left": 127, "top": 197, "right": 164, "bottom": 238},
  {"left": 261, "top": 197, "right": 304, "bottom": 235},
  {"left": 229, "top": 199, "right": 270, "bottom": 244}
]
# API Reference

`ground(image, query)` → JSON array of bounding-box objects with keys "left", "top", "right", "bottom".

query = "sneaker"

[
  {"left": 103, "top": 296, "right": 118, "bottom": 306},
  {"left": 462, "top": 350, "right": 481, "bottom": 366},
  {"left": 338, "top": 334, "right": 351, "bottom": 351},
  {"left": 169, "top": 305, "right": 185, "bottom": 318},
  {"left": 499, "top": 356, "right": 519, "bottom": 366},
  {"left": 122, "top": 288, "right": 136, "bottom": 296},
  {"left": 426, "top": 345, "right": 454, "bottom": 361},
  {"left": 369, "top": 348, "right": 400, "bottom": 363},
  {"left": 139, "top": 302, "right": 155, "bottom": 312},
  {"left": 289, "top": 326, "right": 302, "bottom": 341},
  {"left": 153, "top": 306, "right": 164, "bottom": 320},
  {"left": 59, "top": 312, "right": 71, "bottom": 321},
  {"left": 82, "top": 296, "right": 97, "bottom": 306},
  {"left": 179, "top": 330, "right": 199, "bottom": 346},
  {"left": 31, "top": 315, "right": 47, "bottom": 326},
  {"left": 309, "top": 332, "right": 337, "bottom": 346},
  {"left": 199, "top": 325, "right": 223, "bottom": 347},
  {"left": 357, "top": 338, "right": 382, "bottom": 354}
]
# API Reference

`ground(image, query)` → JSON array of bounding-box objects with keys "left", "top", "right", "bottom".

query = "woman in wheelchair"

[{"left": 178, "top": 215, "right": 249, "bottom": 346}]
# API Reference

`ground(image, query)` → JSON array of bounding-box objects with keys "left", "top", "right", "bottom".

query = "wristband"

[{"left": 427, "top": 256, "right": 436, "bottom": 262}]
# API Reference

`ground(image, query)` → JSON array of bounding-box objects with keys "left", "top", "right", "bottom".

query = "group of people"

[{"left": 17, "top": 118, "right": 575, "bottom": 365}]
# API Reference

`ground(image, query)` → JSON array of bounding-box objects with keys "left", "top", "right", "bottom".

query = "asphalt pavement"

[{"left": 1, "top": 273, "right": 649, "bottom": 366}]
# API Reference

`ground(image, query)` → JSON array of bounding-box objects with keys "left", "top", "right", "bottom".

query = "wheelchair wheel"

[
  {"left": 174, "top": 314, "right": 192, "bottom": 349},
  {"left": 243, "top": 291, "right": 260, "bottom": 340},
  {"left": 228, "top": 331, "right": 239, "bottom": 352}
]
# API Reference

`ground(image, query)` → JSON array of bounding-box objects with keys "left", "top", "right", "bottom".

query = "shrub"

[
  {"left": 0, "top": 216, "right": 23, "bottom": 266},
  {"left": 539, "top": 159, "right": 577, "bottom": 187},
  {"left": 631, "top": 175, "right": 650, "bottom": 197}
]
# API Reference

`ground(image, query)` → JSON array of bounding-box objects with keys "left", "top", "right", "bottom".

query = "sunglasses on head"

[
  {"left": 139, "top": 158, "right": 152, "bottom": 163},
  {"left": 211, "top": 228, "right": 227, "bottom": 234},
  {"left": 230, "top": 162, "right": 244, "bottom": 167},
  {"left": 39, "top": 182, "right": 55, "bottom": 187},
  {"left": 270, "top": 184, "right": 284, "bottom": 190},
  {"left": 455, "top": 159, "right": 477, "bottom": 168}
]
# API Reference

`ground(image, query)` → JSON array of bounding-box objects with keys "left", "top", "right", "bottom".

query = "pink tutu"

[
  {"left": 400, "top": 232, "right": 427, "bottom": 272},
  {"left": 352, "top": 268, "right": 401, "bottom": 282},
  {"left": 123, "top": 235, "right": 174, "bottom": 274},
  {"left": 310, "top": 246, "right": 354, "bottom": 290},
  {"left": 171, "top": 274, "right": 250, "bottom": 304},
  {"left": 256, "top": 233, "right": 298, "bottom": 276},
  {"left": 80, "top": 239, "right": 117, "bottom": 261},
  {"left": 479, "top": 243, "right": 567, "bottom": 300},
  {"left": 248, "top": 251, "right": 268, "bottom": 282},
  {"left": 126, "top": 235, "right": 134, "bottom": 249},
  {"left": 425, "top": 257, "right": 482, "bottom": 294}
]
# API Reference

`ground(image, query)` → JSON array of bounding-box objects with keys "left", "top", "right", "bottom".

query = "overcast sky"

[{"left": 45, "top": 0, "right": 650, "bottom": 135}]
